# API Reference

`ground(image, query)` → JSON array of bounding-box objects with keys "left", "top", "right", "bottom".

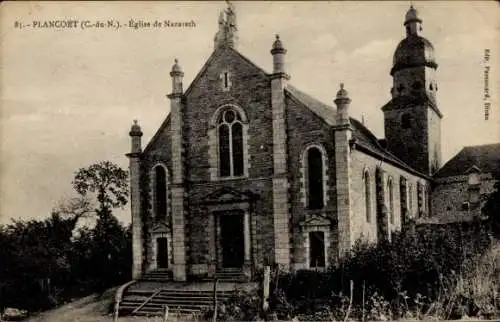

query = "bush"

[{"left": 270, "top": 221, "right": 495, "bottom": 320}]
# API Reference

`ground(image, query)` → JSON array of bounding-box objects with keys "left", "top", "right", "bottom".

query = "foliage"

[
  {"left": 0, "top": 161, "right": 131, "bottom": 314},
  {"left": 211, "top": 289, "right": 263, "bottom": 321},
  {"left": 72, "top": 160, "right": 128, "bottom": 215},
  {"left": 270, "top": 221, "right": 496, "bottom": 321}
]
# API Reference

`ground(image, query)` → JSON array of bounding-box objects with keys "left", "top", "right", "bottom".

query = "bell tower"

[{"left": 382, "top": 5, "right": 442, "bottom": 175}]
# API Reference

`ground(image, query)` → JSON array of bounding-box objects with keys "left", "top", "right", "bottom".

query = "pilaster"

[
  {"left": 271, "top": 69, "right": 291, "bottom": 270},
  {"left": 334, "top": 125, "right": 353, "bottom": 257},
  {"left": 127, "top": 120, "right": 144, "bottom": 280},
  {"left": 169, "top": 59, "right": 187, "bottom": 281},
  {"left": 129, "top": 156, "right": 143, "bottom": 279}
]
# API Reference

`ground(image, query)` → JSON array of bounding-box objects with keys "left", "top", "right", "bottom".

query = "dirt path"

[{"left": 23, "top": 288, "right": 180, "bottom": 322}]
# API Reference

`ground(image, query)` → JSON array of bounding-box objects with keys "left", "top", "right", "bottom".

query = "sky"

[{"left": 1, "top": 1, "right": 499, "bottom": 225}]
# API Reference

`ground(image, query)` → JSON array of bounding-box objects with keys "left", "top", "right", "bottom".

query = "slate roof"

[
  {"left": 285, "top": 84, "right": 337, "bottom": 126},
  {"left": 285, "top": 84, "right": 429, "bottom": 178},
  {"left": 434, "top": 143, "right": 500, "bottom": 178}
]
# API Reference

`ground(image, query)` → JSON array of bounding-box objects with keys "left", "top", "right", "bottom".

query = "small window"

[
  {"left": 309, "top": 231, "right": 325, "bottom": 268},
  {"left": 220, "top": 71, "right": 232, "bottom": 91},
  {"left": 401, "top": 113, "right": 411, "bottom": 129},
  {"left": 307, "top": 148, "right": 324, "bottom": 210},
  {"left": 397, "top": 84, "right": 405, "bottom": 94},
  {"left": 461, "top": 202, "right": 470, "bottom": 211},
  {"left": 429, "top": 83, "right": 434, "bottom": 91},
  {"left": 412, "top": 81, "right": 422, "bottom": 90}
]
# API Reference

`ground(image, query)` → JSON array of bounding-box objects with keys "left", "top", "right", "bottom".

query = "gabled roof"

[
  {"left": 183, "top": 46, "right": 270, "bottom": 97},
  {"left": 141, "top": 46, "right": 429, "bottom": 180},
  {"left": 285, "top": 84, "right": 337, "bottom": 126},
  {"left": 143, "top": 114, "right": 171, "bottom": 155},
  {"left": 350, "top": 118, "right": 429, "bottom": 178},
  {"left": 285, "top": 84, "right": 429, "bottom": 178},
  {"left": 434, "top": 143, "right": 500, "bottom": 178}
]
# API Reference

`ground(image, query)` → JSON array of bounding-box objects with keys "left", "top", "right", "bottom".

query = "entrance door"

[
  {"left": 156, "top": 237, "right": 169, "bottom": 269},
  {"left": 309, "top": 231, "right": 325, "bottom": 268},
  {"left": 220, "top": 214, "right": 244, "bottom": 268}
]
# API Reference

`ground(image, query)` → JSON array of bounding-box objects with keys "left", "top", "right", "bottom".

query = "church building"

[{"left": 125, "top": 4, "right": 498, "bottom": 282}]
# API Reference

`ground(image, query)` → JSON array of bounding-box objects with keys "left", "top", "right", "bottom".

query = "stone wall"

[
  {"left": 350, "top": 149, "right": 429, "bottom": 244},
  {"left": 285, "top": 95, "right": 338, "bottom": 269},
  {"left": 432, "top": 173, "right": 495, "bottom": 223},
  {"left": 384, "top": 104, "right": 429, "bottom": 175},
  {"left": 181, "top": 47, "right": 276, "bottom": 274}
]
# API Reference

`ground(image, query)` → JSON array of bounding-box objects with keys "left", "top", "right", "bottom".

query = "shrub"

[{"left": 269, "top": 221, "right": 495, "bottom": 320}]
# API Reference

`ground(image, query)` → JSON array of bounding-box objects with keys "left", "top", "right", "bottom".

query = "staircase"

[
  {"left": 214, "top": 268, "right": 248, "bottom": 282},
  {"left": 119, "top": 288, "right": 236, "bottom": 317},
  {"left": 139, "top": 269, "right": 172, "bottom": 282}
]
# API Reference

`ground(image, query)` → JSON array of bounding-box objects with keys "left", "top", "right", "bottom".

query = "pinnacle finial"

[
  {"left": 130, "top": 119, "right": 142, "bottom": 136},
  {"left": 276, "top": 34, "right": 280, "bottom": 40},
  {"left": 170, "top": 58, "right": 183, "bottom": 76},
  {"left": 336, "top": 82, "right": 349, "bottom": 100}
]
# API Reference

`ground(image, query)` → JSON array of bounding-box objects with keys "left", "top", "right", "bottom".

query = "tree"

[
  {"left": 71, "top": 161, "right": 130, "bottom": 291},
  {"left": 72, "top": 161, "right": 128, "bottom": 217}
]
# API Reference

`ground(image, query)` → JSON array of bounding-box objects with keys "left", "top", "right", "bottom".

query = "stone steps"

[
  {"left": 119, "top": 288, "right": 236, "bottom": 317},
  {"left": 139, "top": 270, "right": 173, "bottom": 282},
  {"left": 213, "top": 269, "right": 248, "bottom": 282}
]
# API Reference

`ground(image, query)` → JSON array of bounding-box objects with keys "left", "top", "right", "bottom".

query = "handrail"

[
  {"left": 132, "top": 289, "right": 163, "bottom": 314},
  {"left": 113, "top": 280, "right": 136, "bottom": 321}
]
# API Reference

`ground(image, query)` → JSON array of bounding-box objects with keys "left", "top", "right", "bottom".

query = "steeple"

[
  {"left": 390, "top": 5, "right": 437, "bottom": 101},
  {"left": 382, "top": 5, "right": 443, "bottom": 176},
  {"left": 214, "top": 1, "right": 239, "bottom": 50}
]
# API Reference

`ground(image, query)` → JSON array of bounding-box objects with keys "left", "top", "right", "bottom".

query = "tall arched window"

[
  {"left": 153, "top": 166, "right": 167, "bottom": 222},
  {"left": 387, "top": 178, "right": 394, "bottom": 224},
  {"left": 307, "top": 147, "right": 324, "bottom": 210},
  {"left": 364, "top": 170, "right": 371, "bottom": 222},
  {"left": 218, "top": 109, "right": 244, "bottom": 177},
  {"left": 408, "top": 184, "right": 413, "bottom": 214}
]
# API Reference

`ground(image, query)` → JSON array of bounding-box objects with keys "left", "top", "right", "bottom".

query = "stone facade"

[{"left": 125, "top": 4, "right": 498, "bottom": 282}]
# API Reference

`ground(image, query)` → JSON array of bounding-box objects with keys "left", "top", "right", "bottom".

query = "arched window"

[
  {"left": 153, "top": 165, "right": 168, "bottom": 222},
  {"left": 363, "top": 170, "right": 371, "bottom": 222},
  {"left": 408, "top": 183, "right": 413, "bottom": 214},
  {"left": 307, "top": 147, "right": 324, "bottom": 210},
  {"left": 218, "top": 109, "right": 244, "bottom": 177},
  {"left": 387, "top": 178, "right": 394, "bottom": 224}
]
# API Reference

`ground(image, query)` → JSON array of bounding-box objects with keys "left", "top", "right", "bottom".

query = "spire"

[{"left": 214, "top": 1, "right": 238, "bottom": 49}]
